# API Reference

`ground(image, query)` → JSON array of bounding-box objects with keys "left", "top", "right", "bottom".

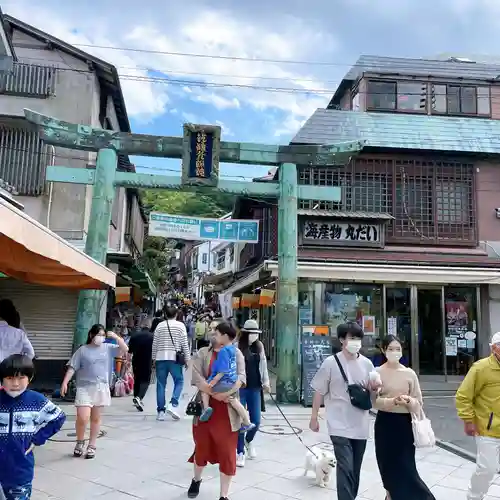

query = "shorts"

[
  {"left": 75, "top": 384, "right": 111, "bottom": 407},
  {"left": 211, "top": 380, "right": 236, "bottom": 394}
]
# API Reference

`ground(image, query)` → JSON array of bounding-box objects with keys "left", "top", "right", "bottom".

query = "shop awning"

[
  {"left": 264, "top": 260, "right": 500, "bottom": 285},
  {"left": 0, "top": 197, "right": 116, "bottom": 289}
]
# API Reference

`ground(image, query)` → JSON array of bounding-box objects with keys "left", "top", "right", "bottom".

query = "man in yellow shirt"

[{"left": 456, "top": 332, "right": 500, "bottom": 500}]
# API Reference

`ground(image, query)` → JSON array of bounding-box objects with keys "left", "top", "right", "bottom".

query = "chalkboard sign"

[{"left": 301, "top": 334, "right": 333, "bottom": 407}]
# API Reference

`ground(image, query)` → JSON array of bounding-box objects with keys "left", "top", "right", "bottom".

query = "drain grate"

[{"left": 259, "top": 424, "right": 302, "bottom": 435}]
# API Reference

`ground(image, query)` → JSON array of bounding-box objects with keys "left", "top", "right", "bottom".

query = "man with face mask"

[
  {"left": 456, "top": 332, "right": 500, "bottom": 500},
  {"left": 309, "top": 322, "right": 380, "bottom": 500}
]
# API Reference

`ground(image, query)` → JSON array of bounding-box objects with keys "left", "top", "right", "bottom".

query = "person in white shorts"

[{"left": 60, "top": 324, "right": 128, "bottom": 459}]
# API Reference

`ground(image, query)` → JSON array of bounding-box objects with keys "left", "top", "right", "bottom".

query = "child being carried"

[{"left": 200, "top": 322, "right": 255, "bottom": 432}]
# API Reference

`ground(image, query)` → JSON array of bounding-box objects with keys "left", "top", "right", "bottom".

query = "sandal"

[
  {"left": 73, "top": 440, "right": 85, "bottom": 458},
  {"left": 85, "top": 445, "right": 96, "bottom": 459}
]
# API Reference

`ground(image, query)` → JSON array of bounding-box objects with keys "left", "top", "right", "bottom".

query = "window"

[
  {"left": 202, "top": 253, "right": 208, "bottom": 265},
  {"left": 432, "top": 84, "right": 490, "bottom": 116},
  {"left": 352, "top": 91, "right": 360, "bottom": 111},
  {"left": 397, "top": 82, "right": 427, "bottom": 111},
  {"left": 229, "top": 245, "right": 235, "bottom": 264},
  {"left": 436, "top": 181, "right": 469, "bottom": 224},
  {"left": 367, "top": 81, "right": 426, "bottom": 112},
  {"left": 216, "top": 250, "right": 226, "bottom": 271},
  {"left": 367, "top": 81, "right": 396, "bottom": 110}
]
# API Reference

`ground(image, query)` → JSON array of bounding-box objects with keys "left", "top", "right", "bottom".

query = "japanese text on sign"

[
  {"left": 195, "top": 131, "right": 207, "bottom": 178},
  {"left": 303, "top": 221, "right": 380, "bottom": 243}
]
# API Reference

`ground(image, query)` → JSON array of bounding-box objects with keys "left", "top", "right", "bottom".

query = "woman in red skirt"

[{"left": 188, "top": 321, "right": 246, "bottom": 500}]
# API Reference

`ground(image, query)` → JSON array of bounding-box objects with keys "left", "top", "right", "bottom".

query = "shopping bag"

[{"left": 411, "top": 408, "right": 436, "bottom": 448}]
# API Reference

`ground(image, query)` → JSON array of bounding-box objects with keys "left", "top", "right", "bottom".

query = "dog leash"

[{"left": 267, "top": 391, "right": 320, "bottom": 458}]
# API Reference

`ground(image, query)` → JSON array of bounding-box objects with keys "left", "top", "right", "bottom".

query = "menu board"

[{"left": 301, "top": 334, "right": 333, "bottom": 407}]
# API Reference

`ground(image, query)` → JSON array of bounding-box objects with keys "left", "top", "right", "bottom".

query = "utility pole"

[{"left": 24, "top": 108, "right": 363, "bottom": 403}]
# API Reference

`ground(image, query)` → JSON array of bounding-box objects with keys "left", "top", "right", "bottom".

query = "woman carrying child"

[
  {"left": 60, "top": 324, "right": 128, "bottom": 459},
  {"left": 199, "top": 322, "right": 254, "bottom": 431}
]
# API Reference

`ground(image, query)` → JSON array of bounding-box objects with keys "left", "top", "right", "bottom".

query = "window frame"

[
  {"left": 431, "top": 84, "right": 491, "bottom": 117},
  {"left": 366, "top": 79, "right": 428, "bottom": 113}
]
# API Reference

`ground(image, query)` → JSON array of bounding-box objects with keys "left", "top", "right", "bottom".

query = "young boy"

[
  {"left": 200, "top": 322, "right": 255, "bottom": 431},
  {"left": 0, "top": 354, "right": 66, "bottom": 500}
]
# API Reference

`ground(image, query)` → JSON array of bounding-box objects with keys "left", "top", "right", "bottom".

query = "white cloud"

[
  {"left": 5, "top": 2, "right": 169, "bottom": 123},
  {"left": 215, "top": 120, "right": 234, "bottom": 137},
  {"left": 194, "top": 93, "right": 240, "bottom": 110}
]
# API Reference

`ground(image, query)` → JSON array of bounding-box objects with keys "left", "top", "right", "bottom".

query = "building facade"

[
  {"left": 225, "top": 55, "right": 500, "bottom": 381},
  {"left": 0, "top": 15, "right": 150, "bottom": 385}
]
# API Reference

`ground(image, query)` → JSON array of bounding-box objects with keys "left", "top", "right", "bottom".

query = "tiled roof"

[
  {"left": 297, "top": 209, "right": 394, "bottom": 220},
  {"left": 343, "top": 55, "right": 500, "bottom": 82},
  {"left": 291, "top": 109, "right": 500, "bottom": 154}
]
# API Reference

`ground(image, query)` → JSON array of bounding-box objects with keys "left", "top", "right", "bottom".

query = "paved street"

[{"left": 29, "top": 380, "right": 500, "bottom": 500}]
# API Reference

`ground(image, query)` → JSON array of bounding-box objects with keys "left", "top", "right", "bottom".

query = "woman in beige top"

[{"left": 374, "top": 335, "right": 435, "bottom": 500}]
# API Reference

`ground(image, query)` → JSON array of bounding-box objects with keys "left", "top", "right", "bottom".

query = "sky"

[{"left": 4, "top": 0, "right": 500, "bottom": 180}]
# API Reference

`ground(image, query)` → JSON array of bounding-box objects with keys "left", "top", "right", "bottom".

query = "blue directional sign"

[{"left": 149, "top": 213, "right": 259, "bottom": 244}]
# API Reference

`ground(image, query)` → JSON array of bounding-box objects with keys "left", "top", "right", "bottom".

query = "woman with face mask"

[
  {"left": 60, "top": 324, "right": 128, "bottom": 460},
  {"left": 234, "top": 319, "right": 270, "bottom": 468},
  {"left": 373, "top": 335, "right": 435, "bottom": 500}
]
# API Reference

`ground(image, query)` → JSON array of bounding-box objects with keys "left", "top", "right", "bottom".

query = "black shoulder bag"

[
  {"left": 333, "top": 354, "right": 372, "bottom": 411},
  {"left": 166, "top": 321, "right": 186, "bottom": 366}
]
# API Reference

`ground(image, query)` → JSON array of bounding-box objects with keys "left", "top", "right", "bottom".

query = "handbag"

[
  {"left": 166, "top": 321, "right": 186, "bottom": 366},
  {"left": 411, "top": 408, "right": 436, "bottom": 448},
  {"left": 333, "top": 354, "right": 372, "bottom": 411},
  {"left": 186, "top": 391, "right": 203, "bottom": 417}
]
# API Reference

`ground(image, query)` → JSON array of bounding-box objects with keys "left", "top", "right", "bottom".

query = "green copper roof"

[{"left": 292, "top": 109, "right": 500, "bottom": 154}]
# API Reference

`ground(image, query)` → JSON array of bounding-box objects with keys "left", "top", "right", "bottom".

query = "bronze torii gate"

[{"left": 24, "top": 108, "right": 363, "bottom": 403}]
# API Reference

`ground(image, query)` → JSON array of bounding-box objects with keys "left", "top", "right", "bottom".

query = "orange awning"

[{"left": 0, "top": 197, "right": 115, "bottom": 289}]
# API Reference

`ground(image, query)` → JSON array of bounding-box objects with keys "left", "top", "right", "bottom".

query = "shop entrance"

[{"left": 417, "top": 289, "right": 445, "bottom": 375}]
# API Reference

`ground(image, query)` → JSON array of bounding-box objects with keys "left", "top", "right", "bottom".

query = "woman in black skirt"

[{"left": 373, "top": 335, "right": 435, "bottom": 500}]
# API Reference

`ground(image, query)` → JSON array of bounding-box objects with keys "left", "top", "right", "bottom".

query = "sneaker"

[
  {"left": 166, "top": 403, "right": 181, "bottom": 421},
  {"left": 240, "top": 422, "right": 256, "bottom": 432},
  {"left": 199, "top": 407, "right": 213, "bottom": 422},
  {"left": 187, "top": 478, "right": 202, "bottom": 498},
  {"left": 157, "top": 411, "right": 166, "bottom": 421},
  {"left": 133, "top": 397, "right": 144, "bottom": 412},
  {"left": 245, "top": 440, "right": 257, "bottom": 459},
  {"left": 236, "top": 452, "right": 246, "bottom": 468}
]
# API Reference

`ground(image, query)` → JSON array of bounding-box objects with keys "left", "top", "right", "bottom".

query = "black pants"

[
  {"left": 374, "top": 411, "right": 435, "bottom": 500},
  {"left": 132, "top": 365, "right": 151, "bottom": 400},
  {"left": 331, "top": 435, "right": 367, "bottom": 500}
]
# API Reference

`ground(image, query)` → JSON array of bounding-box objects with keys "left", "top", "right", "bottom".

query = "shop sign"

[{"left": 300, "top": 219, "right": 384, "bottom": 248}]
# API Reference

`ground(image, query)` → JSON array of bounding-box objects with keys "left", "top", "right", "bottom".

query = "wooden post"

[
  {"left": 276, "top": 163, "right": 299, "bottom": 403},
  {"left": 73, "top": 148, "right": 117, "bottom": 349}
]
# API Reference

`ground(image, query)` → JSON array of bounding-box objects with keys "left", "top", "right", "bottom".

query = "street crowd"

[{"left": 0, "top": 297, "right": 498, "bottom": 499}]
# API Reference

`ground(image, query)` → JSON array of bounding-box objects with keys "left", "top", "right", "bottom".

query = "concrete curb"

[{"left": 368, "top": 410, "right": 475, "bottom": 463}]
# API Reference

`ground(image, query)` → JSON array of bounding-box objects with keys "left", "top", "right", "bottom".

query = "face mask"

[
  {"left": 4, "top": 388, "right": 26, "bottom": 398},
  {"left": 386, "top": 351, "right": 402, "bottom": 363},
  {"left": 248, "top": 334, "right": 259, "bottom": 344},
  {"left": 93, "top": 336, "right": 104, "bottom": 346},
  {"left": 345, "top": 339, "right": 362, "bottom": 354}
]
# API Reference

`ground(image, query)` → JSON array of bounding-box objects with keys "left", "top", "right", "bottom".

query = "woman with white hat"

[{"left": 236, "top": 319, "right": 270, "bottom": 468}]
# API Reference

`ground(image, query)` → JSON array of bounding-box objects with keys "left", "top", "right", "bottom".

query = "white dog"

[{"left": 304, "top": 446, "right": 336, "bottom": 488}]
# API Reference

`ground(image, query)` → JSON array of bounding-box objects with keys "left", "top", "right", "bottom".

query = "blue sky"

[{"left": 5, "top": 0, "right": 500, "bottom": 180}]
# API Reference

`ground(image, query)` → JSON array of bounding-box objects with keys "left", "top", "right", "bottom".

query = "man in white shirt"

[
  {"left": 309, "top": 322, "right": 379, "bottom": 500},
  {"left": 152, "top": 306, "right": 190, "bottom": 421}
]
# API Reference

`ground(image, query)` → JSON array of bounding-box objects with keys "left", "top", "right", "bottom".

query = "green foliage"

[
  {"left": 140, "top": 235, "right": 174, "bottom": 287},
  {"left": 141, "top": 189, "right": 235, "bottom": 218}
]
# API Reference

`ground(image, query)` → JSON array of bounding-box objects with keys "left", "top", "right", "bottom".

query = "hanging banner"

[
  {"left": 241, "top": 293, "right": 258, "bottom": 307},
  {"left": 259, "top": 289, "right": 275, "bottom": 306},
  {"left": 219, "top": 292, "right": 232, "bottom": 319},
  {"left": 149, "top": 213, "right": 259, "bottom": 244},
  {"left": 115, "top": 287, "right": 131, "bottom": 304},
  {"left": 232, "top": 297, "right": 241, "bottom": 309}
]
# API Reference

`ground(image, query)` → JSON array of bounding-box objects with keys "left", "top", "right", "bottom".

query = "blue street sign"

[{"left": 149, "top": 213, "right": 259, "bottom": 244}]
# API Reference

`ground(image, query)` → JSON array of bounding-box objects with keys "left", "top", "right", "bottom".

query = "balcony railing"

[
  {"left": 0, "top": 62, "right": 56, "bottom": 98},
  {"left": 0, "top": 125, "right": 51, "bottom": 195}
]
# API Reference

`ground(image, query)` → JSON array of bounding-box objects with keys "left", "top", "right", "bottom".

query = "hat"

[
  {"left": 490, "top": 332, "right": 500, "bottom": 346},
  {"left": 241, "top": 319, "right": 262, "bottom": 333}
]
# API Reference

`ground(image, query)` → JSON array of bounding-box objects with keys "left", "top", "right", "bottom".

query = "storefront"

[
  {"left": 0, "top": 194, "right": 116, "bottom": 385},
  {"left": 265, "top": 260, "right": 498, "bottom": 378}
]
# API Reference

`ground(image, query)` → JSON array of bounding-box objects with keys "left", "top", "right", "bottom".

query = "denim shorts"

[{"left": 211, "top": 380, "right": 236, "bottom": 394}]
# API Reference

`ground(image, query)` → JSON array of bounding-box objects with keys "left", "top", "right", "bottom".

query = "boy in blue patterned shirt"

[
  {"left": 0, "top": 354, "right": 66, "bottom": 500},
  {"left": 200, "top": 322, "right": 255, "bottom": 431}
]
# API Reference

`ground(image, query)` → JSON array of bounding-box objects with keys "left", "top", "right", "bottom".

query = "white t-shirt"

[{"left": 311, "top": 351, "right": 375, "bottom": 440}]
